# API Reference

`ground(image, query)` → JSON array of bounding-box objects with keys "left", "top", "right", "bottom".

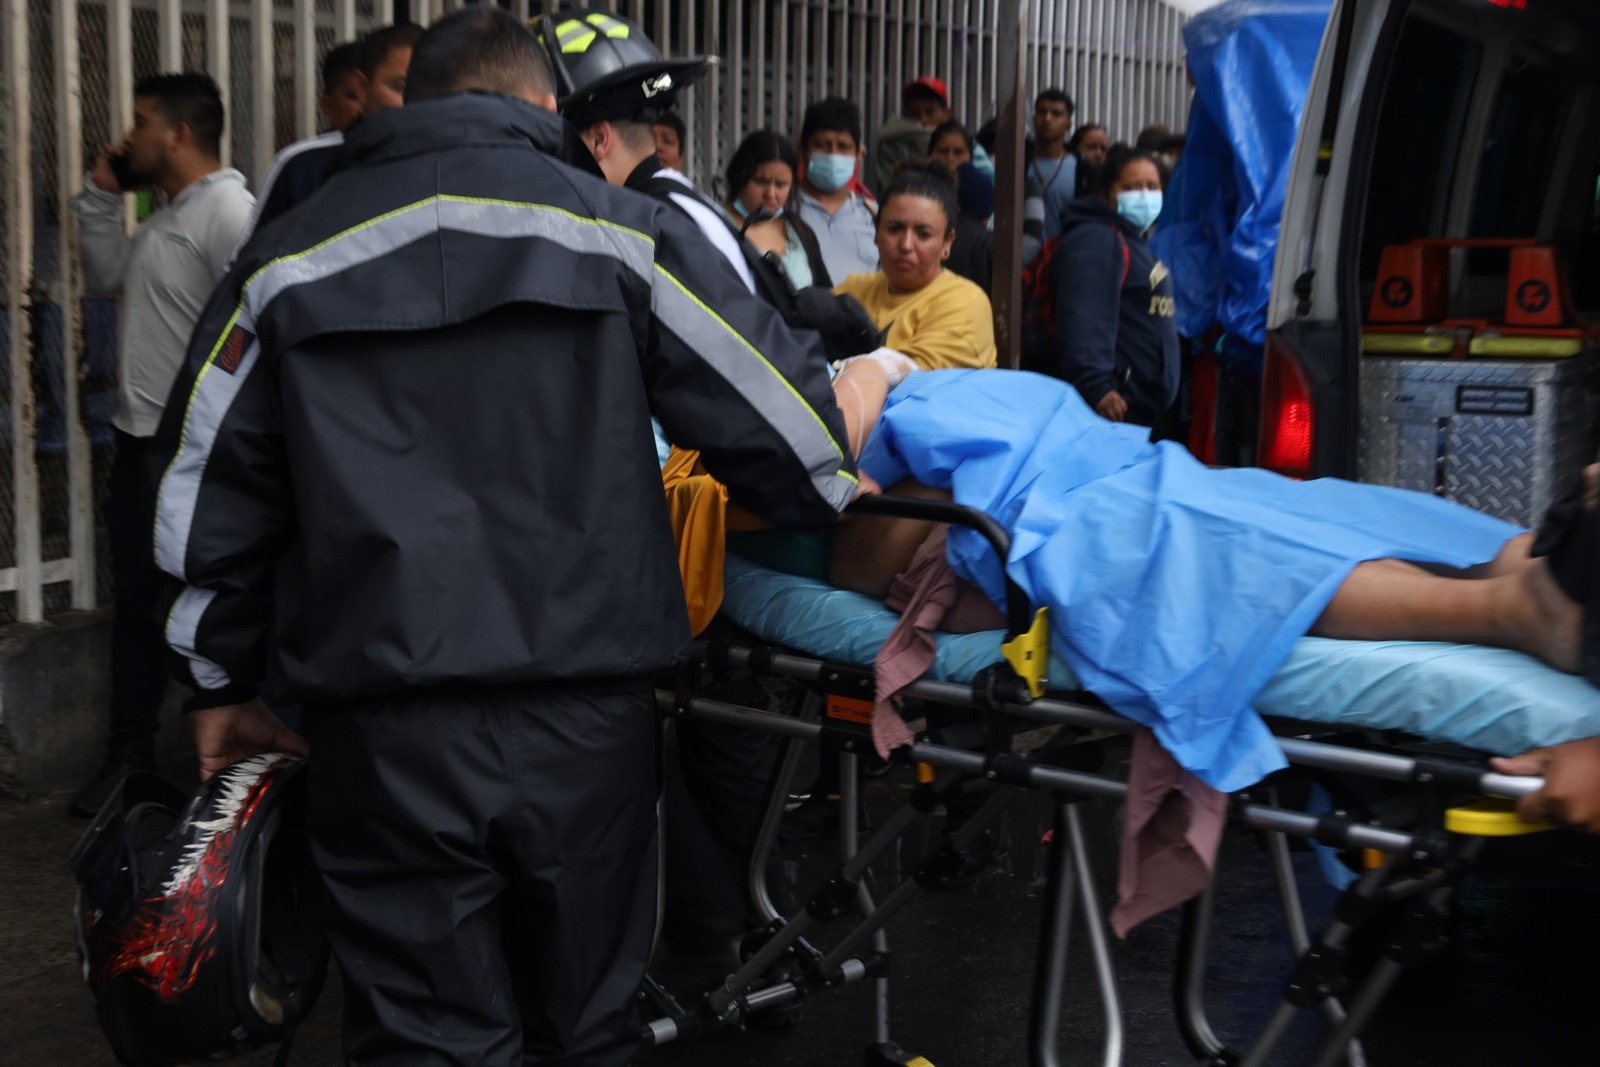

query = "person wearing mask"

[
  {"left": 721, "top": 129, "right": 831, "bottom": 290},
  {"left": 871, "top": 75, "right": 952, "bottom": 195},
  {"left": 157, "top": 10, "right": 857, "bottom": 1063},
  {"left": 1031, "top": 88, "right": 1077, "bottom": 239},
  {"left": 653, "top": 108, "right": 687, "bottom": 172},
  {"left": 67, "top": 73, "right": 254, "bottom": 816},
  {"left": 237, "top": 23, "right": 422, "bottom": 249},
  {"left": 796, "top": 97, "right": 880, "bottom": 282},
  {"left": 1050, "top": 145, "right": 1178, "bottom": 429}
]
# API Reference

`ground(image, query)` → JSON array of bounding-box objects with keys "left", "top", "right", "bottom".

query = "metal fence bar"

[
  {"left": 5, "top": 0, "right": 42, "bottom": 622},
  {"left": 751, "top": 0, "right": 766, "bottom": 144},
  {"left": 208, "top": 0, "right": 231, "bottom": 166},
  {"left": 295, "top": 0, "right": 316, "bottom": 138},
  {"left": 250, "top": 0, "right": 272, "bottom": 183},
  {"left": 159, "top": 0, "right": 181, "bottom": 68},
  {"left": 56, "top": 0, "right": 94, "bottom": 610}
]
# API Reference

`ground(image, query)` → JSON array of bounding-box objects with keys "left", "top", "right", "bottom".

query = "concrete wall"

[{"left": 0, "top": 611, "right": 186, "bottom": 798}]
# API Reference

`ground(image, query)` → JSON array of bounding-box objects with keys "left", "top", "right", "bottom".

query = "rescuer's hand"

[
  {"left": 1492, "top": 737, "right": 1600, "bottom": 832},
  {"left": 1095, "top": 390, "right": 1129, "bottom": 422},
  {"left": 193, "top": 698, "right": 310, "bottom": 781}
]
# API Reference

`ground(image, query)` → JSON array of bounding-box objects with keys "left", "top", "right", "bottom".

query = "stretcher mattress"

[{"left": 722, "top": 555, "right": 1600, "bottom": 758}]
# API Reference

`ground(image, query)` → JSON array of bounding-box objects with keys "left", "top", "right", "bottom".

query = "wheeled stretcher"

[{"left": 641, "top": 496, "right": 1589, "bottom": 1066}]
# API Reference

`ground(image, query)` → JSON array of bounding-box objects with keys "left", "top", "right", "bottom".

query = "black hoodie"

[{"left": 1048, "top": 196, "right": 1179, "bottom": 424}]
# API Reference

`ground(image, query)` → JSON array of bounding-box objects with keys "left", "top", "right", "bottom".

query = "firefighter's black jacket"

[{"left": 150, "top": 93, "right": 857, "bottom": 709}]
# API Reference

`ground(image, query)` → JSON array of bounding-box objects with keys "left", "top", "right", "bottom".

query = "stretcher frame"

[{"left": 639, "top": 496, "right": 1548, "bottom": 1067}]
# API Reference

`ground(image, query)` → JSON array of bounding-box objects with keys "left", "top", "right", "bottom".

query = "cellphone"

[{"left": 107, "top": 151, "right": 138, "bottom": 191}]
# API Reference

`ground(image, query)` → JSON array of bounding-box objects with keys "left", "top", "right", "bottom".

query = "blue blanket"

[{"left": 857, "top": 371, "right": 1521, "bottom": 791}]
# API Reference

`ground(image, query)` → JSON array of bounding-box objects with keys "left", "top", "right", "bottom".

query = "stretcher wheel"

[
  {"left": 1444, "top": 798, "right": 1551, "bottom": 837},
  {"left": 863, "top": 1041, "right": 934, "bottom": 1066}
]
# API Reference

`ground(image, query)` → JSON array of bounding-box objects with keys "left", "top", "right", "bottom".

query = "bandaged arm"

[{"left": 833, "top": 348, "right": 917, "bottom": 458}]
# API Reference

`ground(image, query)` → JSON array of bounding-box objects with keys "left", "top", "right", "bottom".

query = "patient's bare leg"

[{"left": 1313, "top": 553, "right": 1580, "bottom": 672}]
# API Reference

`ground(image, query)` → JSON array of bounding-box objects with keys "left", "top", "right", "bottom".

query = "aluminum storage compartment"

[{"left": 1358, "top": 354, "right": 1598, "bottom": 527}]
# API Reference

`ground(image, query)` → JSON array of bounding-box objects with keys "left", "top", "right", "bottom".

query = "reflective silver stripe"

[
  {"left": 165, "top": 585, "right": 231, "bottom": 689},
  {"left": 153, "top": 327, "right": 263, "bottom": 579},
  {"left": 650, "top": 265, "right": 856, "bottom": 512},
  {"left": 438, "top": 197, "right": 654, "bottom": 283},
  {"left": 155, "top": 195, "right": 657, "bottom": 583}
]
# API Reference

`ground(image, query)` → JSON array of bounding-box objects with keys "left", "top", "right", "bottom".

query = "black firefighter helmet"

[
  {"left": 69, "top": 753, "right": 327, "bottom": 1066},
  {"left": 531, "top": 7, "right": 713, "bottom": 128}
]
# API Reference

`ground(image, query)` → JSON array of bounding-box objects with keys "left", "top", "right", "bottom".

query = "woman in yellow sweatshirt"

[{"left": 834, "top": 162, "right": 998, "bottom": 371}]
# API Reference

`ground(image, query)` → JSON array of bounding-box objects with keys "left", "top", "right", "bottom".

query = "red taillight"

[{"left": 1259, "top": 338, "right": 1315, "bottom": 478}]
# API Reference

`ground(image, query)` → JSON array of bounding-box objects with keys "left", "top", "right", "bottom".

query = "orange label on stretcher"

[{"left": 826, "top": 694, "right": 874, "bottom": 724}]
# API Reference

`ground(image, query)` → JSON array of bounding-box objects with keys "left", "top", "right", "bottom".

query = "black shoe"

[
  {"left": 915, "top": 829, "right": 1003, "bottom": 890},
  {"left": 69, "top": 747, "right": 155, "bottom": 818}
]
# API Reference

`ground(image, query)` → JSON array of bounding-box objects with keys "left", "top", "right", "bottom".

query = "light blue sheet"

[
  {"left": 856, "top": 371, "right": 1522, "bottom": 792},
  {"left": 723, "top": 555, "right": 1600, "bottom": 771}
]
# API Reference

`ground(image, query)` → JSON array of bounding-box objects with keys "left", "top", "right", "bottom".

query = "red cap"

[{"left": 903, "top": 75, "right": 949, "bottom": 106}]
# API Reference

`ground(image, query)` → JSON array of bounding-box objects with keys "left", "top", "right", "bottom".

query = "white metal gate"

[{"left": 0, "top": 0, "right": 1190, "bottom": 626}]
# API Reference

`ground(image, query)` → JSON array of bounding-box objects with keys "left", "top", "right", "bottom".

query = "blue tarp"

[
  {"left": 857, "top": 370, "right": 1518, "bottom": 792},
  {"left": 1151, "top": 0, "right": 1333, "bottom": 354}
]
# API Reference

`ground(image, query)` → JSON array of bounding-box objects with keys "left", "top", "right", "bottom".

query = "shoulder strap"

[{"left": 1111, "top": 225, "right": 1131, "bottom": 288}]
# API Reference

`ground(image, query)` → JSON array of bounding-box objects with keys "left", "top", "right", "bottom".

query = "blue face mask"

[
  {"left": 734, "top": 196, "right": 784, "bottom": 222},
  {"left": 1116, "top": 189, "right": 1163, "bottom": 233},
  {"left": 807, "top": 152, "right": 857, "bottom": 192}
]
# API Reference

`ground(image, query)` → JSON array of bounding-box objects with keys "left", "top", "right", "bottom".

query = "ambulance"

[{"left": 1265, "top": 0, "right": 1599, "bottom": 525}]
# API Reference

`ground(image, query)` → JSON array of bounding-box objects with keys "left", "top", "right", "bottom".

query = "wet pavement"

[{"left": 7, "top": 756, "right": 1600, "bottom": 1066}]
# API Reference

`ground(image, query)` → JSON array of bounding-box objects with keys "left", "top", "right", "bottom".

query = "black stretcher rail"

[
  {"left": 700, "top": 644, "right": 1544, "bottom": 801},
  {"left": 659, "top": 691, "right": 1420, "bottom": 857}
]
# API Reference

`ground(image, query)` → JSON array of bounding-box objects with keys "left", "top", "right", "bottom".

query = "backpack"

[
  {"left": 641, "top": 173, "right": 879, "bottom": 362},
  {"left": 1020, "top": 224, "right": 1130, "bottom": 376}
]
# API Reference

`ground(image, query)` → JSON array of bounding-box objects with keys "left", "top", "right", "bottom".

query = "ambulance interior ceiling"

[{"left": 1358, "top": 0, "right": 1600, "bottom": 317}]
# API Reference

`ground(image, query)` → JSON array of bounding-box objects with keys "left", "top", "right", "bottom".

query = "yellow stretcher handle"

[
  {"left": 1002, "top": 607, "right": 1050, "bottom": 699},
  {"left": 1444, "top": 798, "right": 1551, "bottom": 837}
]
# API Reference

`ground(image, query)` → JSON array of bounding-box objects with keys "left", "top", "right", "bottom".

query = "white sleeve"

[{"left": 666, "top": 190, "right": 759, "bottom": 296}]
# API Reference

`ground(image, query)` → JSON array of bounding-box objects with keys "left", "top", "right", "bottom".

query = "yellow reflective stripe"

[
  {"left": 586, "top": 11, "right": 630, "bottom": 38},
  {"left": 562, "top": 30, "right": 598, "bottom": 52},
  {"left": 555, "top": 17, "right": 586, "bottom": 39}
]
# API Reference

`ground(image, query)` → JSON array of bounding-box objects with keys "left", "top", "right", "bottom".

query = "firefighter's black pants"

[{"left": 305, "top": 681, "right": 659, "bottom": 1066}]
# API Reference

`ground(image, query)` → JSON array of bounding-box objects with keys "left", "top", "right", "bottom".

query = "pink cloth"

[
  {"left": 873, "top": 530, "right": 1003, "bottom": 757},
  {"left": 872, "top": 539, "right": 964, "bottom": 757},
  {"left": 1109, "top": 727, "right": 1228, "bottom": 937}
]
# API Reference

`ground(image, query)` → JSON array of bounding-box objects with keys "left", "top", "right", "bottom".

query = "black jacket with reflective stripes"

[{"left": 150, "top": 93, "right": 856, "bottom": 709}]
